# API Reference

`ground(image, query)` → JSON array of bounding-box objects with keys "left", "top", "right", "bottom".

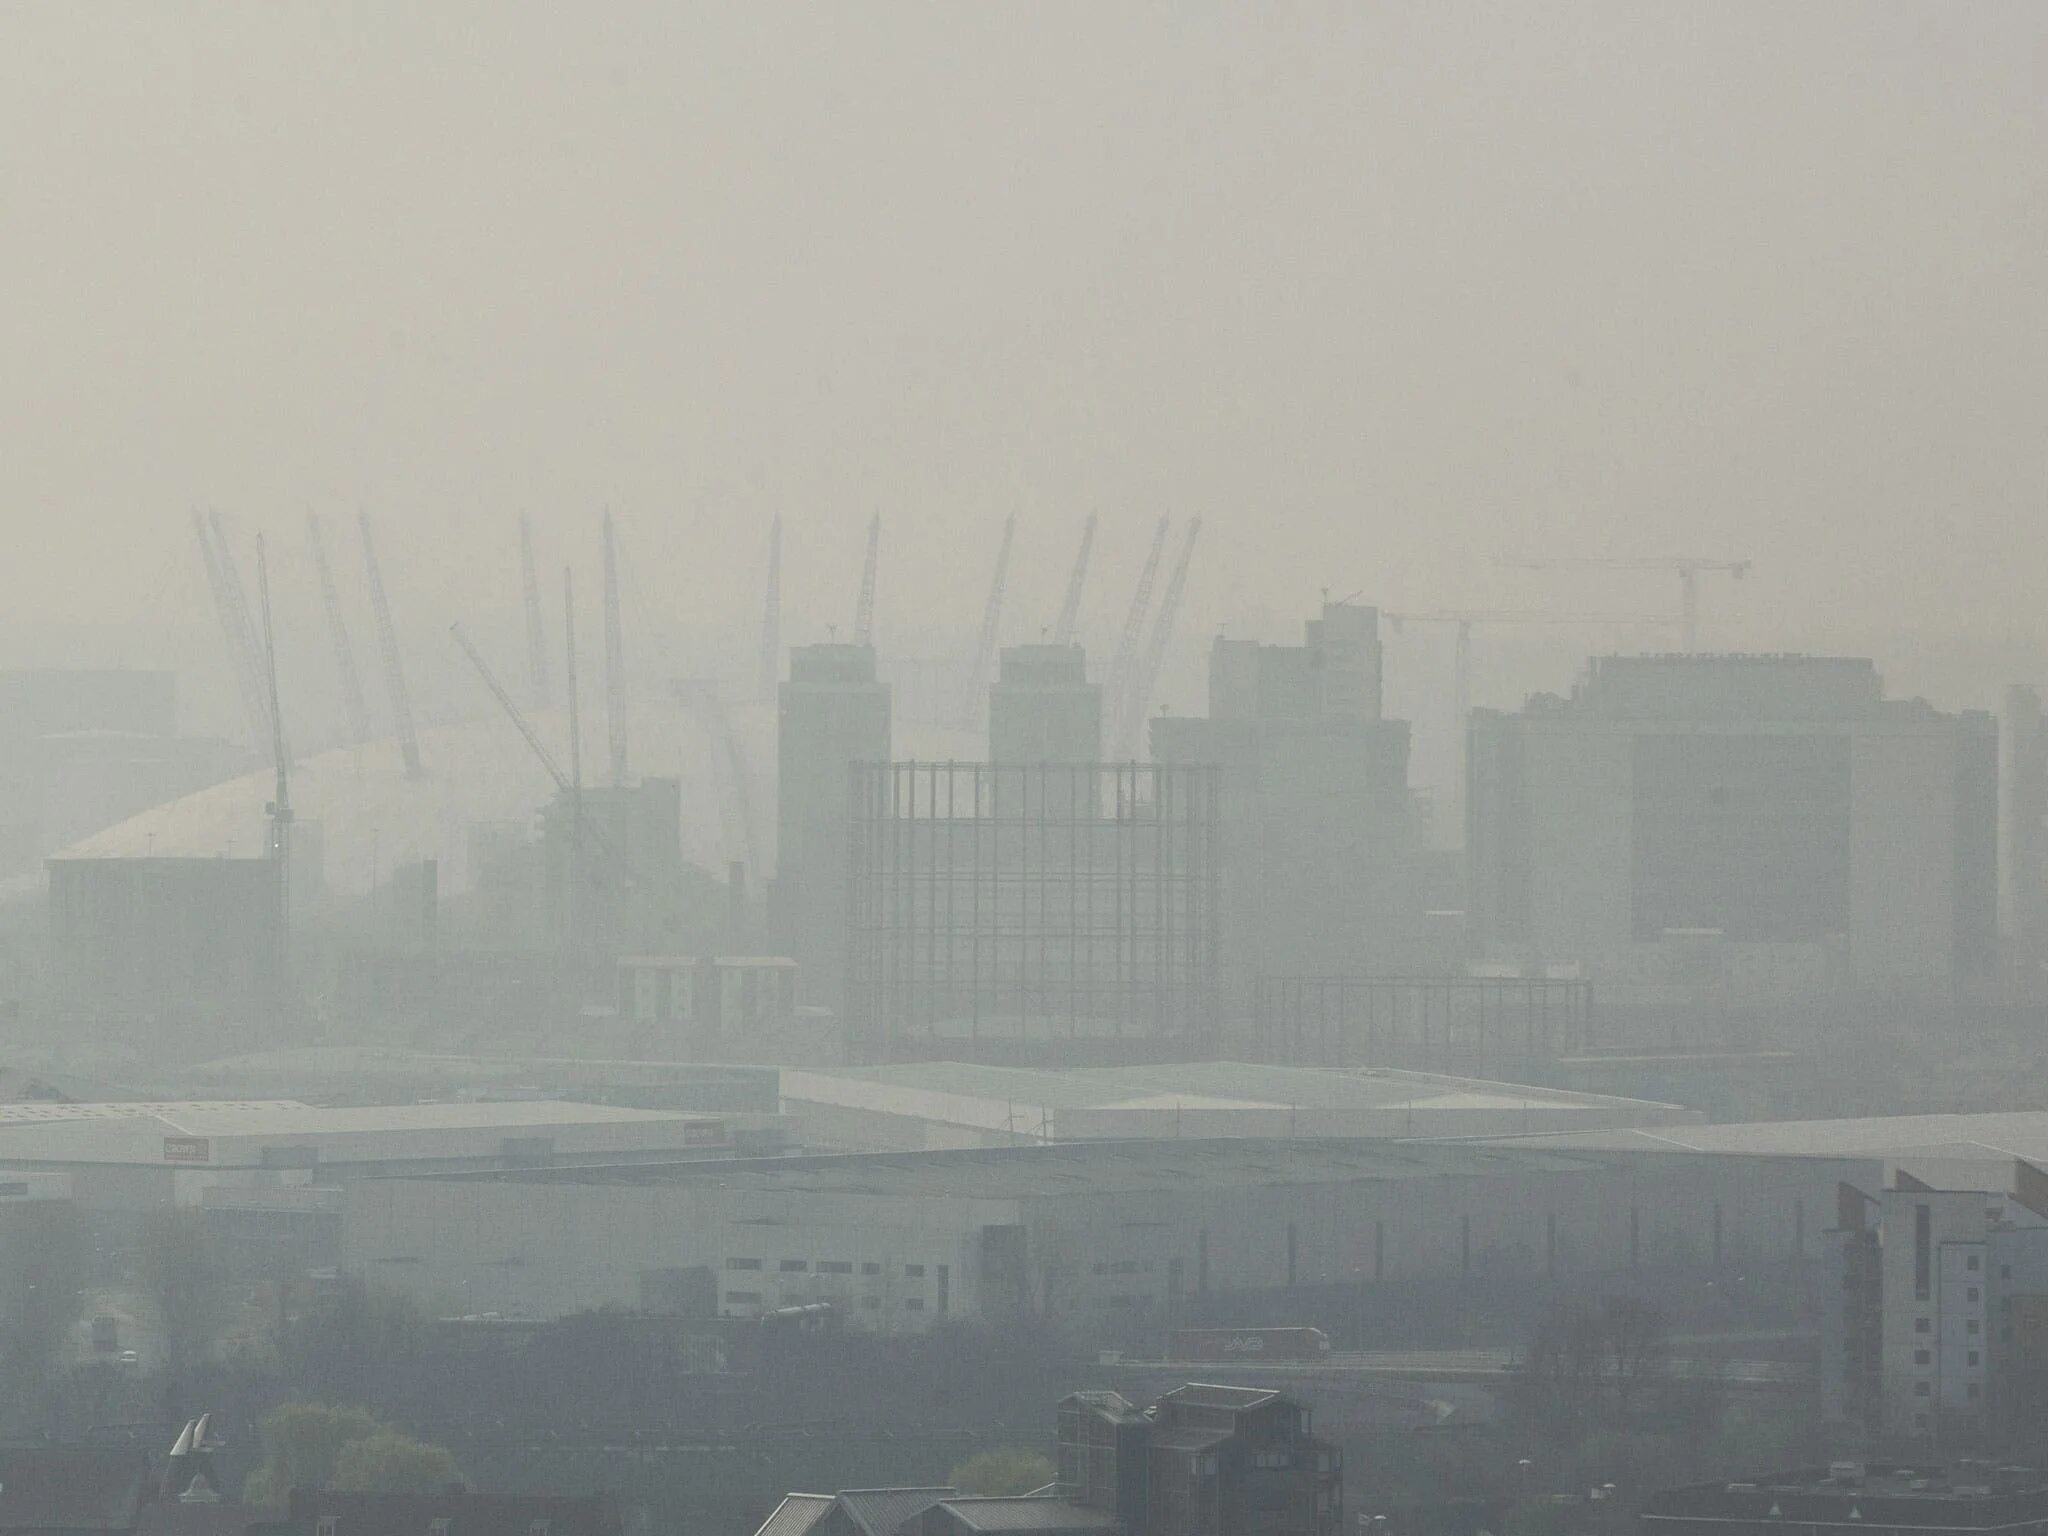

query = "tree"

[
  {"left": 950, "top": 1448, "right": 1056, "bottom": 1497},
  {"left": 332, "top": 1429, "right": 462, "bottom": 1495},
  {"left": 242, "top": 1402, "right": 460, "bottom": 1509}
]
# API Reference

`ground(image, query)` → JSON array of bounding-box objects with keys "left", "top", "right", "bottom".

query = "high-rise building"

[
  {"left": 2005, "top": 685, "right": 2048, "bottom": 989},
  {"left": 990, "top": 644, "right": 1100, "bottom": 765},
  {"left": 774, "top": 643, "right": 891, "bottom": 1010},
  {"left": 1468, "top": 654, "right": 1998, "bottom": 993},
  {"left": 1153, "top": 601, "right": 1427, "bottom": 1019}
]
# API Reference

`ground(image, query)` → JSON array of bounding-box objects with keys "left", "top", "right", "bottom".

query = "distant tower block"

[
  {"left": 774, "top": 642, "right": 892, "bottom": 1012},
  {"left": 990, "top": 644, "right": 1102, "bottom": 821}
]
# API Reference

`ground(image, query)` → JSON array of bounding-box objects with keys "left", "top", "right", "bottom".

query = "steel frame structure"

[
  {"left": 1253, "top": 974, "right": 1594, "bottom": 1072},
  {"left": 847, "top": 761, "right": 1221, "bottom": 1057}
]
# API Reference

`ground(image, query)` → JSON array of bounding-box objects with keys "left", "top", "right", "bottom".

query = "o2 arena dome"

[{"left": 39, "top": 699, "right": 981, "bottom": 900}]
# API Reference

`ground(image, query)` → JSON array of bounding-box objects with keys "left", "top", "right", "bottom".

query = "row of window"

[
  {"left": 1912, "top": 1315, "right": 1980, "bottom": 1333},
  {"left": 726, "top": 1258, "right": 929, "bottom": 1277},
  {"left": 1912, "top": 1349, "right": 1980, "bottom": 1367}
]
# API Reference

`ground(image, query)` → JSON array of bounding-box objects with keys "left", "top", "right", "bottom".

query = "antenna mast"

[
  {"left": 852, "top": 514, "right": 880, "bottom": 646},
  {"left": 1118, "top": 518, "right": 1200, "bottom": 757}
]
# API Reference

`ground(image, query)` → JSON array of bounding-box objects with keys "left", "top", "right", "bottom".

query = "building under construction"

[{"left": 845, "top": 761, "right": 1222, "bottom": 1062}]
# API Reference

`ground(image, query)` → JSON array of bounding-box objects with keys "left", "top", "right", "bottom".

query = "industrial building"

[
  {"left": 1151, "top": 601, "right": 1431, "bottom": 1020},
  {"left": 1468, "top": 654, "right": 1998, "bottom": 993},
  {"left": 776, "top": 1060, "right": 1698, "bottom": 1151},
  {"left": 774, "top": 643, "right": 893, "bottom": 1013},
  {"left": 845, "top": 760, "right": 1222, "bottom": 1060},
  {"left": 0, "top": 1098, "right": 786, "bottom": 1215},
  {"left": 339, "top": 1138, "right": 1871, "bottom": 1329},
  {"left": 618, "top": 954, "right": 800, "bottom": 1052}
]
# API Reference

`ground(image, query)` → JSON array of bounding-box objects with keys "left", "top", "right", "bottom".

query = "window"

[
  {"left": 905, "top": 1264, "right": 926, "bottom": 1278},
  {"left": 1915, "top": 1317, "right": 1932, "bottom": 1334},
  {"left": 1915, "top": 1382, "right": 1931, "bottom": 1397},
  {"left": 904, "top": 1297, "right": 925, "bottom": 1311},
  {"left": 1968, "top": 1287, "right": 1981, "bottom": 1303},
  {"left": 862, "top": 1296, "right": 882, "bottom": 1310},
  {"left": 530, "top": 1523, "right": 551, "bottom": 1536},
  {"left": 2004, "top": 1265, "right": 2013, "bottom": 1280},
  {"left": 1967, "top": 1254, "right": 1981, "bottom": 1272},
  {"left": 430, "top": 1522, "right": 452, "bottom": 1536},
  {"left": 1968, "top": 1384, "right": 1981, "bottom": 1400},
  {"left": 1915, "top": 1350, "right": 1930, "bottom": 1365},
  {"left": 724, "top": 1290, "right": 761, "bottom": 1305},
  {"left": 862, "top": 1262, "right": 882, "bottom": 1276},
  {"left": 779, "top": 1260, "right": 808, "bottom": 1273},
  {"left": 317, "top": 1521, "right": 338, "bottom": 1536},
  {"left": 725, "top": 1257, "right": 761, "bottom": 1271},
  {"left": 818, "top": 1261, "right": 853, "bottom": 1274},
  {"left": 1915, "top": 1413, "right": 1929, "bottom": 1429},
  {"left": 1968, "top": 1320, "right": 1981, "bottom": 1335},
  {"left": 1969, "top": 1351, "right": 1980, "bottom": 1366}
]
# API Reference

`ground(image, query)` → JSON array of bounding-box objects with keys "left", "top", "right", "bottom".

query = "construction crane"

[
  {"left": 208, "top": 510, "right": 276, "bottom": 744},
  {"left": 965, "top": 513, "right": 1017, "bottom": 723},
  {"left": 1051, "top": 513, "right": 1097, "bottom": 647},
  {"left": 520, "top": 514, "right": 550, "bottom": 710},
  {"left": 1117, "top": 518, "right": 1201, "bottom": 758},
  {"left": 602, "top": 510, "right": 628, "bottom": 788},
  {"left": 852, "top": 513, "right": 880, "bottom": 647},
  {"left": 757, "top": 514, "right": 782, "bottom": 703},
  {"left": 1106, "top": 517, "right": 1171, "bottom": 750},
  {"left": 358, "top": 513, "right": 423, "bottom": 777},
  {"left": 190, "top": 509, "right": 271, "bottom": 747},
  {"left": 254, "top": 534, "right": 293, "bottom": 1016},
  {"left": 307, "top": 514, "right": 372, "bottom": 747},
  {"left": 1506, "top": 557, "right": 1751, "bottom": 652}
]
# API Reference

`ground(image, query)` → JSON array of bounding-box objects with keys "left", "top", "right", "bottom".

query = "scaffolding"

[
  {"left": 847, "top": 761, "right": 1221, "bottom": 1059},
  {"left": 1254, "top": 974, "right": 1594, "bottom": 1074}
]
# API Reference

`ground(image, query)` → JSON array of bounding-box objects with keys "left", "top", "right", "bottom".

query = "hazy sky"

[{"left": 1, "top": 3, "right": 2042, "bottom": 744}]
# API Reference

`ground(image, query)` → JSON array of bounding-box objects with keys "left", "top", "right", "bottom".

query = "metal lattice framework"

[
  {"left": 847, "top": 761, "right": 1221, "bottom": 1058},
  {"left": 1253, "top": 974, "right": 1594, "bottom": 1072}
]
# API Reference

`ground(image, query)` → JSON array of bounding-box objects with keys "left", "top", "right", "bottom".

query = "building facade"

[{"left": 1469, "top": 654, "right": 1998, "bottom": 993}]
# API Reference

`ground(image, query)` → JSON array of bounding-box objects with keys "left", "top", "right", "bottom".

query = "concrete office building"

[
  {"left": 775, "top": 644, "right": 892, "bottom": 1011},
  {"left": 990, "top": 644, "right": 1101, "bottom": 765},
  {"left": 1468, "top": 654, "right": 1998, "bottom": 993},
  {"left": 340, "top": 1138, "right": 1870, "bottom": 1330},
  {"left": 1152, "top": 602, "right": 1429, "bottom": 1019},
  {"left": 2006, "top": 685, "right": 2048, "bottom": 991}
]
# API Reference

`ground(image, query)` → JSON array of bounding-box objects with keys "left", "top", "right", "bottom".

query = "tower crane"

[
  {"left": 520, "top": 514, "right": 550, "bottom": 710},
  {"left": 602, "top": 510, "right": 628, "bottom": 788},
  {"left": 1118, "top": 519, "right": 1200, "bottom": 758},
  {"left": 208, "top": 510, "right": 276, "bottom": 744},
  {"left": 965, "top": 514, "right": 1017, "bottom": 724},
  {"left": 757, "top": 515, "right": 782, "bottom": 703},
  {"left": 1106, "top": 517, "right": 1170, "bottom": 746},
  {"left": 190, "top": 510, "right": 271, "bottom": 748},
  {"left": 852, "top": 514, "right": 880, "bottom": 647},
  {"left": 254, "top": 534, "right": 293, "bottom": 1017},
  {"left": 307, "top": 514, "right": 372, "bottom": 747},
  {"left": 1051, "top": 513, "right": 1096, "bottom": 647},
  {"left": 1505, "top": 557, "right": 1751, "bottom": 652},
  {"left": 358, "top": 513, "right": 423, "bottom": 777}
]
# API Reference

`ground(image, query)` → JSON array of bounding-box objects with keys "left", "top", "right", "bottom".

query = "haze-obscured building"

[
  {"left": 44, "top": 856, "right": 279, "bottom": 1021},
  {"left": 844, "top": 760, "right": 1222, "bottom": 1061},
  {"left": 2005, "top": 685, "right": 2048, "bottom": 993},
  {"left": 1468, "top": 654, "right": 1998, "bottom": 995},
  {"left": 990, "top": 644, "right": 1101, "bottom": 764},
  {"left": 1152, "top": 601, "right": 1430, "bottom": 1021},
  {"left": 775, "top": 644, "right": 892, "bottom": 1012}
]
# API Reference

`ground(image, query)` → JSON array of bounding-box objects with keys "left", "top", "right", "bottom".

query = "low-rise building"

[{"left": 1643, "top": 1463, "right": 2048, "bottom": 1536}]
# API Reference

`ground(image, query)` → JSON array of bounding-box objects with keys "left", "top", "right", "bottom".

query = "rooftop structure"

[
  {"left": 1643, "top": 1464, "right": 2048, "bottom": 1536},
  {"left": 779, "top": 1060, "right": 1697, "bottom": 1151}
]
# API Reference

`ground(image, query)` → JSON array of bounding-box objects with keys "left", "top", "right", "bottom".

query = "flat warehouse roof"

[{"left": 422, "top": 1135, "right": 1864, "bottom": 1199}]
